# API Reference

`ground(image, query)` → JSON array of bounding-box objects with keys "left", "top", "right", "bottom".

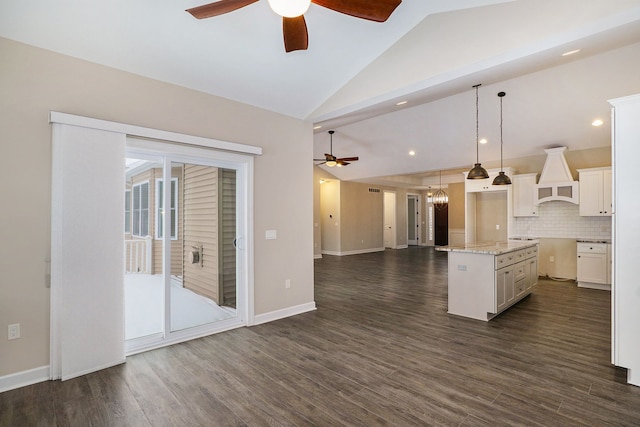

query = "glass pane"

[
  {"left": 171, "top": 162, "right": 237, "bottom": 332},
  {"left": 124, "top": 157, "right": 164, "bottom": 343}
]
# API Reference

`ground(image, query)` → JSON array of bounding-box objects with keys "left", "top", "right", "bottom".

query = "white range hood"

[{"left": 535, "top": 147, "right": 579, "bottom": 204}]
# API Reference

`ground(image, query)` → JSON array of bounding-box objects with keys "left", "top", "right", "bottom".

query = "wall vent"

[{"left": 368, "top": 188, "right": 381, "bottom": 193}]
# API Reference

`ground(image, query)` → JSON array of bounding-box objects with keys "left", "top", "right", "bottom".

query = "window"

[
  {"left": 132, "top": 181, "right": 149, "bottom": 237},
  {"left": 124, "top": 189, "right": 131, "bottom": 234},
  {"left": 156, "top": 178, "right": 178, "bottom": 240}
]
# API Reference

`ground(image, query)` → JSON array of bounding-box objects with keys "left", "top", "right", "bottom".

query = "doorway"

[
  {"left": 124, "top": 141, "right": 248, "bottom": 355},
  {"left": 434, "top": 204, "right": 449, "bottom": 246},
  {"left": 407, "top": 194, "right": 420, "bottom": 246},
  {"left": 383, "top": 191, "right": 396, "bottom": 249}
]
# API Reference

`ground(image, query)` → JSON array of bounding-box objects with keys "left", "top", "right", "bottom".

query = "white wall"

[{"left": 0, "top": 37, "right": 314, "bottom": 379}]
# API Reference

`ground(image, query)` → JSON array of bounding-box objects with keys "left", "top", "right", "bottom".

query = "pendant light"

[
  {"left": 432, "top": 170, "right": 448, "bottom": 209},
  {"left": 492, "top": 91, "right": 512, "bottom": 185},
  {"left": 467, "top": 84, "right": 489, "bottom": 179}
]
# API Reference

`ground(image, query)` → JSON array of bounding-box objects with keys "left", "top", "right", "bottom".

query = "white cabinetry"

[
  {"left": 610, "top": 92, "right": 640, "bottom": 387},
  {"left": 577, "top": 242, "right": 611, "bottom": 289},
  {"left": 512, "top": 173, "right": 539, "bottom": 217},
  {"left": 445, "top": 243, "right": 538, "bottom": 321},
  {"left": 578, "top": 167, "right": 612, "bottom": 216}
]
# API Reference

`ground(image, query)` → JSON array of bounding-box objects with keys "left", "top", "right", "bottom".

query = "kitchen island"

[{"left": 436, "top": 241, "right": 539, "bottom": 321}]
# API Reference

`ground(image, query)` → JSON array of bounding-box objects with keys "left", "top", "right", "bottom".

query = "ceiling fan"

[
  {"left": 186, "top": 0, "right": 402, "bottom": 52},
  {"left": 315, "top": 130, "right": 359, "bottom": 167}
]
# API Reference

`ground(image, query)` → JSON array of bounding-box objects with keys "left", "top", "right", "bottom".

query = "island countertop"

[{"left": 435, "top": 240, "right": 538, "bottom": 255}]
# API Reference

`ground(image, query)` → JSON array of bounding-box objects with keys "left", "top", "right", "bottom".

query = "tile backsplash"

[{"left": 511, "top": 201, "right": 612, "bottom": 239}]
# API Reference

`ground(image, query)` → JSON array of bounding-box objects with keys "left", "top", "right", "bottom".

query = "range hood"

[{"left": 535, "top": 147, "right": 579, "bottom": 204}]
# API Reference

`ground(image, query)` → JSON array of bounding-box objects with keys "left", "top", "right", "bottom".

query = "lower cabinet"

[
  {"left": 577, "top": 242, "right": 611, "bottom": 290},
  {"left": 495, "top": 252, "right": 537, "bottom": 313}
]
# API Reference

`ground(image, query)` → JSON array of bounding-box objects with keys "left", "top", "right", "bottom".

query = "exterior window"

[
  {"left": 132, "top": 181, "right": 149, "bottom": 237},
  {"left": 156, "top": 178, "right": 178, "bottom": 240},
  {"left": 124, "top": 189, "right": 131, "bottom": 234}
]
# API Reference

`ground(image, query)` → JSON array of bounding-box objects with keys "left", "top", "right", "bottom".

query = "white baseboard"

[
  {"left": 321, "top": 247, "right": 385, "bottom": 256},
  {"left": 313, "top": 254, "right": 323, "bottom": 259},
  {"left": 396, "top": 245, "right": 409, "bottom": 249},
  {"left": 0, "top": 365, "right": 50, "bottom": 393},
  {"left": 252, "top": 301, "right": 317, "bottom": 326}
]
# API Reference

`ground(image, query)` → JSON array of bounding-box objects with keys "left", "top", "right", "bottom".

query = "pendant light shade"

[
  {"left": 467, "top": 84, "right": 489, "bottom": 180},
  {"left": 433, "top": 170, "right": 448, "bottom": 209},
  {"left": 492, "top": 91, "right": 512, "bottom": 185}
]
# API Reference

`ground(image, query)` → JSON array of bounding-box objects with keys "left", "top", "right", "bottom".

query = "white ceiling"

[{"left": 2, "top": 0, "right": 640, "bottom": 185}]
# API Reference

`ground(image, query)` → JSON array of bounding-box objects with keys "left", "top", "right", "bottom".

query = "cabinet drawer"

[
  {"left": 514, "top": 249, "right": 527, "bottom": 262},
  {"left": 577, "top": 243, "right": 606, "bottom": 253},
  {"left": 525, "top": 246, "right": 538, "bottom": 258},
  {"left": 496, "top": 252, "right": 518, "bottom": 269},
  {"left": 514, "top": 262, "right": 527, "bottom": 282}
]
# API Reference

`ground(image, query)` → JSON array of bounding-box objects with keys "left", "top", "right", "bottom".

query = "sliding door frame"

[{"left": 50, "top": 112, "right": 259, "bottom": 375}]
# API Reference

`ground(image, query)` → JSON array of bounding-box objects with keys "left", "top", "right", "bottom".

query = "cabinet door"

[
  {"left": 577, "top": 252, "right": 608, "bottom": 284},
  {"left": 603, "top": 169, "right": 612, "bottom": 216},
  {"left": 579, "top": 170, "right": 604, "bottom": 216},
  {"left": 496, "top": 265, "right": 514, "bottom": 312},
  {"left": 525, "top": 257, "right": 538, "bottom": 290},
  {"left": 513, "top": 174, "right": 538, "bottom": 217}
]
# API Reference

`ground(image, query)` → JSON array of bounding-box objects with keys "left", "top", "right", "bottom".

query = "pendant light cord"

[
  {"left": 473, "top": 84, "right": 481, "bottom": 163},
  {"left": 500, "top": 95, "right": 503, "bottom": 171}
]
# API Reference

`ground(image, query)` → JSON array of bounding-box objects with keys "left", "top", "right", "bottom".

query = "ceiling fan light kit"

[
  {"left": 467, "top": 84, "right": 490, "bottom": 180},
  {"left": 187, "top": 0, "right": 402, "bottom": 52},
  {"left": 492, "top": 91, "right": 512, "bottom": 185},
  {"left": 314, "top": 130, "right": 359, "bottom": 167},
  {"left": 267, "top": 0, "right": 311, "bottom": 17}
]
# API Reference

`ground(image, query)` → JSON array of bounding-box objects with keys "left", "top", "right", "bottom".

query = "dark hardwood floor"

[{"left": 3, "top": 247, "right": 640, "bottom": 426}]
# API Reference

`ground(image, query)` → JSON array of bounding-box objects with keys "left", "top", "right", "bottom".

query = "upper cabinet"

[
  {"left": 578, "top": 167, "right": 612, "bottom": 216},
  {"left": 464, "top": 167, "right": 515, "bottom": 193},
  {"left": 512, "top": 173, "right": 539, "bottom": 217}
]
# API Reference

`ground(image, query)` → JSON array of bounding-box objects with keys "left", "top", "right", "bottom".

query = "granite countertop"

[{"left": 435, "top": 240, "right": 538, "bottom": 255}]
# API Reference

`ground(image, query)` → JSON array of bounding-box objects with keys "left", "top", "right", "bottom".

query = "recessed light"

[
  {"left": 313, "top": 125, "right": 322, "bottom": 130},
  {"left": 396, "top": 100, "right": 408, "bottom": 106},
  {"left": 479, "top": 138, "right": 488, "bottom": 144},
  {"left": 409, "top": 150, "right": 416, "bottom": 156},
  {"left": 592, "top": 119, "right": 604, "bottom": 127},
  {"left": 562, "top": 49, "right": 581, "bottom": 57}
]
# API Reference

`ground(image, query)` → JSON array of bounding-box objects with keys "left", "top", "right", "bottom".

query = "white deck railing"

[{"left": 125, "top": 236, "right": 152, "bottom": 274}]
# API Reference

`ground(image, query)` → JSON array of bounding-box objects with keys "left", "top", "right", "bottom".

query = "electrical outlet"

[
  {"left": 549, "top": 256, "right": 555, "bottom": 263},
  {"left": 496, "top": 224, "right": 500, "bottom": 230},
  {"left": 285, "top": 279, "right": 291, "bottom": 289},
  {"left": 8, "top": 323, "right": 20, "bottom": 340}
]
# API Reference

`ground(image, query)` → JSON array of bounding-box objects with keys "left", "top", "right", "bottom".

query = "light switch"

[{"left": 265, "top": 229, "right": 277, "bottom": 240}]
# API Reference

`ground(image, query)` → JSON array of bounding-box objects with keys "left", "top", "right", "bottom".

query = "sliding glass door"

[{"left": 125, "top": 139, "right": 249, "bottom": 355}]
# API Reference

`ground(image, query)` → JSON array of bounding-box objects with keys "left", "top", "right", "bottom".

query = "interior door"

[
  {"left": 383, "top": 191, "right": 396, "bottom": 249},
  {"left": 407, "top": 195, "right": 419, "bottom": 246},
  {"left": 434, "top": 204, "right": 449, "bottom": 246}
]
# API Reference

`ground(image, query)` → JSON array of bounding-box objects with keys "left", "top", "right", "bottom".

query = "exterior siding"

[{"left": 182, "top": 164, "right": 220, "bottom": 303}]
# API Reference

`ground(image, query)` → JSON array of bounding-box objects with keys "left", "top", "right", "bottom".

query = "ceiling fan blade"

[
  {"left": 311, "top": 0, "right": 401, "bottom": 22},
  {"left": 283, "top": 15, "right": 309, "bottom": 52},
  {"left": 337, "top": 156, "right": 359, "bottom": 162},
  {"left": 186, "top": 0, "right": 258, "bottom": 19}
]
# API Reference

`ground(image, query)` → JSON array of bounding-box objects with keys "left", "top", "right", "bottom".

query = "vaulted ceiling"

[{"left": 2, "top": 0, "right": 640, "bottom": 185}]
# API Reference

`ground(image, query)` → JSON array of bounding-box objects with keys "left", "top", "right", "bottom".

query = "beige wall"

[
  {"left": 340, "top": 182, "right": 384, "bottom": 252},
  {"left": 0, "top": 37, "right": 314, "bottom": 377},
  {"left": 475, "top": 191, "right": 508, "bottom": 242}
]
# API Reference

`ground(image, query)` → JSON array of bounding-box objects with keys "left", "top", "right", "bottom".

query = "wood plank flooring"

[{"left": 3, "top": 247, "right": 640, "bottom": 426}]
